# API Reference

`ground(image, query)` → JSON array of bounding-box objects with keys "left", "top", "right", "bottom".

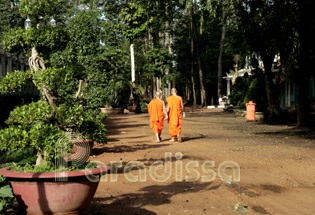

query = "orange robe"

[
  {"left": 166, "top": 95, "right": 182, "bottom": 138},
  {"left": 148, "top": 98, "right": 164, "bottom": 134}
]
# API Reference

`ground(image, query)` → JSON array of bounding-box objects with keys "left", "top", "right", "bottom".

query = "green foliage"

[
  {"left": 29, "top": 122, "right": 65, "bottom": 156},
  {"left": 56, "top": 104, "right": 107, "bottom": 143},
  {"left": 119, "top": 2, "right": 152, "bottom": 40},
  {"left": 140, "top": 100, "right": 148, "bottom": 113},
  {"left": 0, "top": 5, "right": 111, "bottom": 170},
  {"left": 0, "top": 126, "right": 30, "bottom": 151},
  {"left": 2, "top": 26, "right": 68, "bottom": 57},
  {"left": 66, "top": 10, "right": 100, "bottom": 63},
  {"left": 173, "top": 3, "right": 230, "bottom": 103},
  {"left": 0, "top": 175, "right": 14, "bottom": 213},
  {"left": 4, "top": 100, "right": 56, "bottom": 150},
  {"left": 229, "top": 69, "right": 268, "bottom": 111},
  {"left": 0, "top": 101, "right": 106, "bottom": 159},
  {"left": 0, "top": 70, "right": 32, "bottom": 94},
  {"left": 19, "top": 0, "right": 67, "bottom": 18},
  {"left": 242, "top": 69, "right": 267, "bottom": 112},
  {"left": 0, "top": 0, "right": 23, "bottom": 41},
  {"left": 9, "top": 162, "right": 97, "bottom": 172},
  {"left": 0, "top": 122, "right": 65, "bottom": 158},
  {"left": 5, "top": 100, "right": 52, "bottom": 126},
  {"left": 229, "top": 77, "right": 248, "bottom": 109},
  {"left": 144, "top": 48, "right": 172, "bottom": 77},
  {"left": 0, "top": 147, "right": 37, "bottom": 168}
]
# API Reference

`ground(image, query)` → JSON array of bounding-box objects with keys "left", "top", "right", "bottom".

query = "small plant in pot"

[
  {"left": 123, "top": 80, "right": 145, "bottom": 113},
  {"left": 0, "top": 3, "right": 110, "bottom": 214}
]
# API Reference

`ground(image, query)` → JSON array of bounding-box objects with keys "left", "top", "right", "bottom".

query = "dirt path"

[{"left": 87, "top": 110, "right": 315, "bottom": 215}]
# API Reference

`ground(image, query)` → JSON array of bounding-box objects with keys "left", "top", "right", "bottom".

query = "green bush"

[
  {"left": 229, "top": 69, "right": 267, "bottom": 111},
  {"left": 229, "top": 77, "right": 249, "bottom": 109},
  {"left": 242, "top": 72, "right": 267, "bottom": 112}
]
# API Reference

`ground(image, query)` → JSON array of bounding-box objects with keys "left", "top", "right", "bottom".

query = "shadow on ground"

[
  {"left": 254, "top": 126, "right": 315, "bottom": 139},
  {"left": 186, "top": 111, "right": 234, "bottom": 118},
  {"left": 92, "top": 143, "right": 171, "bottom": 155},
  {"left": 86, "top": 181, "right": 217, "bottom": 215}
]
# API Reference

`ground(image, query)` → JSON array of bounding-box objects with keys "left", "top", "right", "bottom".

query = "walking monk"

[
  {"left": 148, "top": 91, "right": 167, "bottom": 142},
  {"left": 166, "top": 88, "right": 185, "bottom": 142}
]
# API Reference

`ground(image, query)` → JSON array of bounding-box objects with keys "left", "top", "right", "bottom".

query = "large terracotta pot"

[{"left": 0, "top": 165, "right": 110, "bottom": 215}]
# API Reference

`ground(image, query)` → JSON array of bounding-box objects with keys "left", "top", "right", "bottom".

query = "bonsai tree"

[{"left": 0, "top": 1, "right": 107, "bottom": 169}]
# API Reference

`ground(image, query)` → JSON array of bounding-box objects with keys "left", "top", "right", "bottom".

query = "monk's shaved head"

[
  {"left": 155, "top": 91, "right": 162, "bottom": 98},
  {"left": 171, "top": 88, "right": 177, "bottom": 95}
]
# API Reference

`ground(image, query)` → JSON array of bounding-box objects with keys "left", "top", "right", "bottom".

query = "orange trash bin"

[{"left": 246, "top": 101, "right": 256, "bottom": 122}]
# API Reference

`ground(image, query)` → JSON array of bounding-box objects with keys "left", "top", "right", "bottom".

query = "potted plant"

[
  {"left": 128, "top": 93, "right": 137, "bottom": 113},
  {"left": 123, "top": 80, "right": 145, "bottom": 113},
  {"left": 0, "top": 87, "right": 109, "bottom": 215},
  {"left": 0, "top": 4, "right": 110, "bottom": 214}
]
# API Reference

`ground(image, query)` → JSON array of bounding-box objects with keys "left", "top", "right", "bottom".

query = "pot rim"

[
  {"left": 71, "top": 139, "right": 93, "bottom": 143},
  {"left": 0, "top": 164, "right": 110, "bottom": 179}
]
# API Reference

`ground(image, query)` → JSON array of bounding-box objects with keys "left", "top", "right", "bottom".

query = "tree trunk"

[
  {"left": 189, "top": 2, "right": 197, "bottom": 106},
  {"left": 29, "top": 47, "right": 58, "bottom": 111},
  {"left": 274, "top": 51, "right": 287, "bottom": 117},
  {"left": 191, "top": 74, "right": 197, "bottom": 106},
  {"left": 217, "top": 6, "right": 227, "bottom": 99},
  {"left": 130, "top": 40, "right": 135, "bottom": 83},
  {"left": 191, "top": 5, "right": 206, "bottom": 106},
  {"left": 187, "top": 84, "right": 191, "bottom": 101},
  {"left": 148, "top": 25, "right": 155, "bottom": 98},
  {"left": 153, "top": 76, "right": 156, "bottom": 97},
  {"left": 28, "top": 47, "right": 57, "bottom": 166},
  {"left": 156, "top": 76, "right": 161, "bottom": 92},
  {"left": 165, "top": 0, "right": 172, "bottom": 98},
  {"left": 158, "top": 26, "right": 164, "bottom": 91},
  {"left": 261, "top": 51, "right": 282, "bottom": 120},
  {"left": 200, "top": 9, "right": 204, "bottom": 35}
]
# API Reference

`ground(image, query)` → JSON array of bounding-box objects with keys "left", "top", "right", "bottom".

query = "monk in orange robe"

[
  {"left": 148, "top": 91, "right": 167, "bottom": 142},
  {"left": 166, "top": 88, "right": 185, "bottom": 142}
]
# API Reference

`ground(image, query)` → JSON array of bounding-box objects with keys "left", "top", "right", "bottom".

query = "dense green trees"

[
  {"left": 0, "top": 0, "right": 313, "bottom": 125},
  {"left": 0, "top": 0, "right": 110, "bottom": 167},
  {"left": 0, "top": 0, "right": 23, "bottom": 40},
  {"left": 229, "top": 0, "right": 314, "bottom": 125}
]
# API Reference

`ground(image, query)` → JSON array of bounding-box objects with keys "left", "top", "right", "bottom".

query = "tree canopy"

[{"left": 0, "top": 0, "right": 314, "bottom": 125}]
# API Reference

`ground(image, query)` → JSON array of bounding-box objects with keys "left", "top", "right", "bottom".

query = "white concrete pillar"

[{"left": 227, "top": 79, "right": 231, "bottom": 96}]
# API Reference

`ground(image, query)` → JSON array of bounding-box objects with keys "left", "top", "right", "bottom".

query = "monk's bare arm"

[
  {"left": 162, "top": 101, "right": 168, "bottom": 119},
  {"left": 180, "top": 97, "right": 185, "bottom": 112},
  {"left": 166, "top": 103, "right": 170, "bottom": 113}
]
